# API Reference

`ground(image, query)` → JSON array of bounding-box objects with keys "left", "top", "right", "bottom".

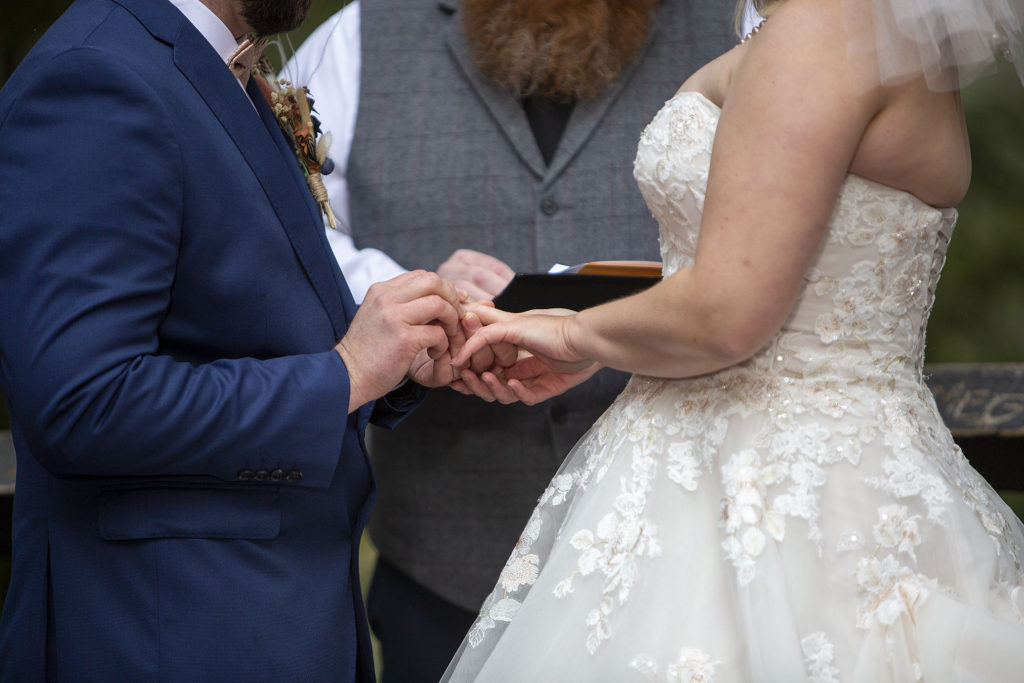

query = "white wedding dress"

[{"left": 442, "top": 91, "right": 1024, "bottom": 682}]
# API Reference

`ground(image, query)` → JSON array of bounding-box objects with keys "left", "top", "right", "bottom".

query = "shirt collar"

[{"left": 168, "top": 0, "right": 242, "bottom": 64}]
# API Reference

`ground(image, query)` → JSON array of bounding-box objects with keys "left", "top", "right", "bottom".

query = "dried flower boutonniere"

[{"left": 253, "top": 57, "right": 338, "bottom": 230}]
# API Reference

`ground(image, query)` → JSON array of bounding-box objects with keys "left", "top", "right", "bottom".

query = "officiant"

[{"left": 288, "top": 1, "right": 738, "bottom": 679}]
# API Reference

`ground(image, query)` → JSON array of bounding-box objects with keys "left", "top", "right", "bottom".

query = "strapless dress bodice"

[{"left": 632, "top": 92, "right": 958, "bottom": 388}]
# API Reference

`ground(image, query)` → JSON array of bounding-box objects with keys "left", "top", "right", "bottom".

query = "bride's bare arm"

[{"left": 574, "top": 0, "right": 892, "bottom": 378}]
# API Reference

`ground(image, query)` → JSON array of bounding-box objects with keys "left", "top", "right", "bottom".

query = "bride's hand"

[
  {"left": 451, "top": 304, "right": 593, "bottom": 374},
  {"left": 450, "top": 303, "right": 601, "bottom": 404},
  {"left": 453, "top": 352, "right": 600, "bottom": 405},
  {"left": 455, "top": 307, "right": 519, "bottom": 374}
]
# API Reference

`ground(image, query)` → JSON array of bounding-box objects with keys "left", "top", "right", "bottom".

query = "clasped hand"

[
  {"left": 449, "top": 303, "right": 601, "bottom": 405},
  {"left": 335, "top": 270, "right": 521, "bottom": 412}
]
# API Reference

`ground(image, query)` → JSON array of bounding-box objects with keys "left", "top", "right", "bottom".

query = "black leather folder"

[{"left": 492, "top": 262, "right": 662, "bottom": 312}]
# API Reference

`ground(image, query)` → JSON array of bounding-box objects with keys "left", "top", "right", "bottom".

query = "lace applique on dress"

[
  {"left": 629, "top": 648, "right": 721, "bottom": 681},
  {"left": 801, "top": 632, "right": 841, "bottom": 683}
]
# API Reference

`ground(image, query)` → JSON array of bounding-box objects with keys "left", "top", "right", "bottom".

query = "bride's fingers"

[
  {"left": 506, "top": 378, "right": 547, "bottom": 406},
  {"left": 503, "top": 355, "right": 553, "bottom": 381},
  {"left": 480, "top": 371, "right": 519, "bottom": 404},
  {"left": 456, "top": 369, "right": 496, "bottom": 402},
  {"left": 463, "top": 302, "right": 513, "bottom": 325},
  {"left": 518, "top": 307, "right": 577, "bottom": 317},
  {"left": 460, "top": 312, "right": 499, "bottom": 373},
  {"left": 451, "top": 323, "right": 511, "bottom": 367},
  {"left": 490, "top": 341, "right": 519, "bottom": 368}
]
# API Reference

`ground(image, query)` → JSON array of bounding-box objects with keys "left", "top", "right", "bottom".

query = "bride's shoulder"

[
  {"left": 676, "top": 51, "right": 737, "bottom": 108},
  {"left": 754, "top": 0, "right": 857, "bottom": 36},
  {"left": 677, "top": 0, "right": 874, "bottom": 109},
  {"left": 733, "top": 0, "right": 969, "bottom": 207},
  {"left": 741, "top": 0, "right": 866, "bottom": 68},
  {"left": 723, "top": 0, "right": 889, "bottom": 112}
]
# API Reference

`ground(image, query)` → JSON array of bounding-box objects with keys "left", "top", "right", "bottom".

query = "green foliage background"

[{"left": 927, "top": 60, "right": 1024, "bottom": 362}]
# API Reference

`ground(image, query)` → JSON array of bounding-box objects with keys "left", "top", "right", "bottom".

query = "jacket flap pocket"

[{"left": 98, "top": 486, "right": 280, "bottom": 540}]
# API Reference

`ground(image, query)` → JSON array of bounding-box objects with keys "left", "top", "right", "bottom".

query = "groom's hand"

[
  {"left": 404, "top": 305, "right": 470, "bottom": 389},
  {"left": 408, "top": 307, "right": 518, "bottom": 391},
  {"left": 336, "top": 270, "right": 462, "bottom": 413}
]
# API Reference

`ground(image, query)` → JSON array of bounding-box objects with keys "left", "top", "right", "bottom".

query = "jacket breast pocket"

[{"left": 98, "top": 486, "right": 281, "bottom": 540}]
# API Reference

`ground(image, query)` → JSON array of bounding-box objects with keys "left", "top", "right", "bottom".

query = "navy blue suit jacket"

[{"left": 0, "top": 0, "right": 420, "bottom": 679}]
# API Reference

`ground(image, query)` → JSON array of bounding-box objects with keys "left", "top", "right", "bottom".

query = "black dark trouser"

[{"left": 367, "top": 558, "right": 478, "bottom": 683}]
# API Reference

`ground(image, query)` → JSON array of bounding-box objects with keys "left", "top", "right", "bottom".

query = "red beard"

[{"left": 461, "top": 0, "right": 657, "bottom": 102}]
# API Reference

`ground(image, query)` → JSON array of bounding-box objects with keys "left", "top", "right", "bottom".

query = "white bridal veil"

[{"left": 847, "top": 0, "right": 1024, "bottom": 89}]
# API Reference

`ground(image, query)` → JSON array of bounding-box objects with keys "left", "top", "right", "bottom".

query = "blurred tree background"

[{"left": 927, "top": 59, "right": 1024, "bottom": 362}]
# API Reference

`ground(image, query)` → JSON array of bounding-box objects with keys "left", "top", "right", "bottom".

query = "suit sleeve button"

[
  {"left": 270, "top": 469, "right": 285, "bottom": 481},
  {"left": 287, "top": 470, "right": 303, "bottom": 483},
  {"left": 254, "top": 469, "right": 270, "bottom": 481},
  {"left": 238, "top": 469, "right": 255, "bottom": 481}
]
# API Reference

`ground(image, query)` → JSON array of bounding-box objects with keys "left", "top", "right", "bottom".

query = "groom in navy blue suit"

[{"left": 0, "top": 0, "right": 480, "bottom": 680}]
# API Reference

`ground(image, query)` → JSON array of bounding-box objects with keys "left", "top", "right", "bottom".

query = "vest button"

[
  {"left": 287, "top": 470, "right": 303, "bottom": 483},
  {"left": 270, "top": 469, "right": 285, "bottom": 481},
  {"left": 540, "top": 197, "right": 559, "bottom": 215},
  {"left": 254, "top": 469, "right": 270, "bottom": 481}
]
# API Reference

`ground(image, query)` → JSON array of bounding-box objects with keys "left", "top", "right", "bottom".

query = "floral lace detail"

[
  {"left": 465, "top": 506, "right": 544, "bottom": 647},
  {"left": 633, "top": 92, "right": 715, "bottom": 276},
  {"left": 873, "top": 504, "right": 923, "bottom": 561},
  {"left": 845, "top": 507, "right": 933, "bottom": 674},
  {"left": 802, "top": 632, "right": 841, "bottom": 682},
  {"left": 554, "top": 448, "right": 662, "bottom": 654},
  {"left": 866, "top": 449, "right": 952, "bottom": 523},
  {"left": 856, "top": 552, "right": 936, "bottom": 629},
  {"left": 629, "top": 648, "right": 720, "bottom": 682},
  {"left": 837, "top": 531, "right": 867, "bottom": 553},
  {"left": 720, "top": 449, "right": 789, "bottom": 585},
  {"left": 666, "top": 413, "right": 727, "bottom": 492},
  {"left": 465, "top": 396, "right": 667, "bottom": 654}
]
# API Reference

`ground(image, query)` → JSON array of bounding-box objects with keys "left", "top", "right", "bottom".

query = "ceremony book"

[{"left": 493, "top": 261, "right": 662, "bottom": 312}]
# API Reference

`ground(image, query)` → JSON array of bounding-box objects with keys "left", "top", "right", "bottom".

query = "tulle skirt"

[{"left": 443, "top": 371, "right": 1024, "bottom": 681}]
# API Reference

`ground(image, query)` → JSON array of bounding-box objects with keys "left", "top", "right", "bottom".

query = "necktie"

[{"left": 226, "top": 36, "right": 267, "bottom": 87}]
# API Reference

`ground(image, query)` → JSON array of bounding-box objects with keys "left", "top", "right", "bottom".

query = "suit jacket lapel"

[
  {"left": 111, "top": 0, "right": 352, "bottom": 337},
  {"left": 244, "top": 76, "right": 355, "bottom": 331}
]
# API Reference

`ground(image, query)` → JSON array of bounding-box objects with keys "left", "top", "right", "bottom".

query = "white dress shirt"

[
  {"left": 286, "top": 4, "right": 406, "bottom": 303},
  {"left": 285, "top": 1, "right": 760, "bottom": 303},
  {"left": 169, "top": 0, "right": 241, "bottom": 70}
]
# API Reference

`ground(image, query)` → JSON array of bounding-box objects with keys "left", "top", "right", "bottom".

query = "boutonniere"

[{"left": 253, "top": 57, "right": 339, "bottom": 230}]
